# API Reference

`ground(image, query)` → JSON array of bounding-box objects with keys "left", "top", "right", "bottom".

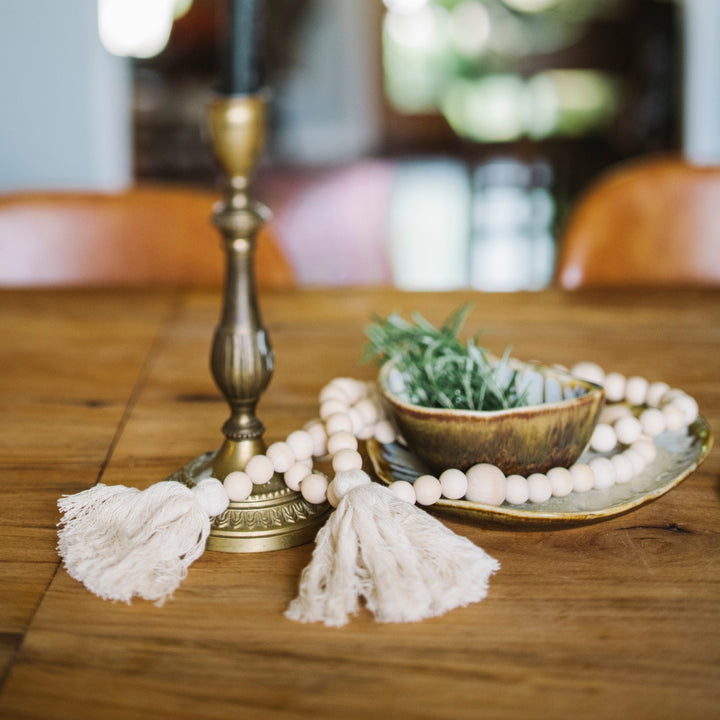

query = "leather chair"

[
  {"left": 556, "top": 155, "right": 720, "bottom": 288},
  {"left": 0, "top": 185, "right": 294, "bottom": 288}
]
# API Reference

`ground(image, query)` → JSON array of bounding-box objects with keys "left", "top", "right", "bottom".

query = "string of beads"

[{"left": 220, "top": 362, "right": 699, "bottom": 509}]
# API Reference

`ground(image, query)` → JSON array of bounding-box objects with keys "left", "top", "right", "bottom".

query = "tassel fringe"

[
  {"left": 57, "top": 481, "right": 215, "bottom": 605},
  {"left": 286, "top": 480, "right": 499, "bottom": 627}
]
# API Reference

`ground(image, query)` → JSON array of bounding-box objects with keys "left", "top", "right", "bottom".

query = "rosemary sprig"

[{"left": 364, "top": 305, "right": 529, "bottom": 412}]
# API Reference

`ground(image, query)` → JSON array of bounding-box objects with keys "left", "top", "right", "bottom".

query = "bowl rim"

[{"left": 377, "top": 359, "right": 605, "bottom": 419}]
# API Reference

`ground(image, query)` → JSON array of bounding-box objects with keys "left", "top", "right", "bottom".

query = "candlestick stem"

[{"left": 167, "top": 94, "right": 329, "bottom": 552}]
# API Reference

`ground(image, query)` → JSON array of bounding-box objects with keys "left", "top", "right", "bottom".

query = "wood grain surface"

[{"left": 1, "top": 287, "right": 719, "bottom": 720}]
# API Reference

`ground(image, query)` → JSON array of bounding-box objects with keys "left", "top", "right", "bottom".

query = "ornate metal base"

[{"left": 167, "top": 448, "right": 330, "bottom": 553}]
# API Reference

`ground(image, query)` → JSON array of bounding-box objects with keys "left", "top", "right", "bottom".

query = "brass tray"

[{"left": 367, "top": 416, "right": 713, "bottom": 527}]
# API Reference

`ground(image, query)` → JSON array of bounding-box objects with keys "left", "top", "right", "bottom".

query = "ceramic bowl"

[{"left": 378, "top": 360, "right": 605, "bottom": 476}]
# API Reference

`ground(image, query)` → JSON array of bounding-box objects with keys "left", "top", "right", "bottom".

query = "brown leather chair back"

[
  {"left": 556, "top": 156, "right": 720, "bottom": 288},
  {"left": 0, "top": 185, "right": 294, "bottom": 288}
]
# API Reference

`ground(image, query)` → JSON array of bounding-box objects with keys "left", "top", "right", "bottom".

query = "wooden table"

[{"left": 1, "top": 287, "right": 719, "bottom": 720}]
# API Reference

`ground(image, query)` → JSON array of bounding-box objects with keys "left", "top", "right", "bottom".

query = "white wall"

[
  {"left": 0, "top": 0, "right": 132, "bottom": 192},
  {"left": 683, "top": 0, "right": 720, "bottom": 165}
]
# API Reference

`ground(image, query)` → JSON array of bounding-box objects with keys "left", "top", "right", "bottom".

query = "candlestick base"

[{"left": 167, "top": 448, "right": 330, "bottom": 553}]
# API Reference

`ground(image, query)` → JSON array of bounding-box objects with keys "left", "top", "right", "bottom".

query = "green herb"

[{"left": 364, "top": 304, "right": 529, "bottom": 412}]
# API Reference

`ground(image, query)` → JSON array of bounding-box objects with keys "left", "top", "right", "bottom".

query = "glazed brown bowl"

[{"left": 378, "top": 360, "right": 605, "bottom": 476}]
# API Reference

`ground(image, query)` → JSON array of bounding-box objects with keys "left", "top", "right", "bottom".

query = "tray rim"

[{"left": 366, "top": 415, "right": 713, "bottom": 527}]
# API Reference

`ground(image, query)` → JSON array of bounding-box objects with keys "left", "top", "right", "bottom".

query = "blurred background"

[{"left": 1, "top": 0, "right": 718, "bottom": 290}]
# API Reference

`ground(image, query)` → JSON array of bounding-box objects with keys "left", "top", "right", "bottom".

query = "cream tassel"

[
  {"left": 57, "top": 478, "right": 228, "bottom": 605},
  {"left": 286, "top": 470, "right": 500, "bottom": 627}
]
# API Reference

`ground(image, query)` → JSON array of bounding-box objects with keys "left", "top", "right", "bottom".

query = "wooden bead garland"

[{"left": 221, "top": 364, "right": 700, "bottom": 510}]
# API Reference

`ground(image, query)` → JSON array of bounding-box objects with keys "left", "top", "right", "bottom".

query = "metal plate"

[{"left": 367, "top": 416, "right": 713, "bottom": 527}]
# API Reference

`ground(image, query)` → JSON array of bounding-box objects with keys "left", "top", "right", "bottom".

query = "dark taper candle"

[{"left": 218, "top": 0, "right": 265, "bottom": 95}]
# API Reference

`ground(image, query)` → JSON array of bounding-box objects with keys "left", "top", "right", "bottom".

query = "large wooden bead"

[{"left": 465, "top": 463, "right": 506, "bottom": 506}]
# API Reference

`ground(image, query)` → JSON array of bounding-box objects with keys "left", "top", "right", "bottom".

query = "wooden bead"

[
  {"left": 610, "top": 453, "right": 634, "bottom": 484},
  {"left": 319, "top": 383, "right": 349, "bottom": 404},
  {"left": 465, "top": 463, "right": 506, "bottom": 506},
  {"left": 614, "top": 415, "right": 642, "bottom": 445},
  {"left": 590, "top": 423, "right": 617, "bottom": 452},
  {"left": 670, "top": 394, "right": 699, "bottom": 425},
  {"left": 331, "top": 448, "right": 363, "bottom": 472},
  {"left": 505, "top": 474, "right": 530, "bottom": 505},
  {"left": 301, "top": 473, "right": 328, "bottom": 504},
  {"left": 625, "top": 376, "right": 649, "bottom": 406},
  {"left": 304, "top": 419, "right": 328, "bottom": 457},
  {"left": 326, "top": 480, "right": 340, "bottom": 508},
  {"left": 639, "top": 408, "right": 665, "bottom": 437},
  {"left": 223, "top": 471, "right": 253, "bottom": 501},
  {"left": 284, "top": 461, "right": 312, "bottom": 491},
  {"left": 589, "top": 457, "right": 616, "bottom": 489},
  {"left": 326, "top": 431, "right": 358, "bottom": 456},
  {"left": 324, "top": 413, "right": 354, "bottom": 435},
  {"left": 527, "top": 473, "right": 552, "bottom": 503},
  {"left": 320, "top": 399, "right": 348, "bottom": 421},
  {"left": 353, "top": 398, "right": 379, "bottom": 426},
  {"left": 622, "top": 448, "right": 646, "bottom": 475},
  {"left": 266, "top": 442, "right": 295, "bottom": 473},
  {"left": 193, "top": 478, "right": 230, "bottom": 517},
  {"left": 439, "top": 468, "right": 468, "bottom": 500},
  {"left": 570, "top": 463, "right": 594, "bottom": 493},
  {"left": 332, "top": 377, "right": 366, "bottom": 404},
  {"left": 571, "top": 361, "right": 605, "bottom": 386},
  {"left": 286, "top": 430, "right": 314, "bottom": 461},
  {"left": 646, "top": 381, "right": 670, "bottom": 407},
  {"left": 632, "top": 438, "right": 657, "bottom": 464},
  {"left": 604, "top": 372, "right": 626, "bottom": 402},
  {"left": 355, "top": 423, "right": 375, "bottom": 441},
  {"left": 600, "top": 404, "right": 632, "bottom": 425},
  {"left": 388, "top": 480, "right": 416, "bottom": 504},
  {"left": 373, "top": 419, "right": 397, "bottom": 444},
  {"left": 245, "top": 455, "right": 274, "bottom": 485},
  {"left": 662, "top": 404, "right": 686, "bottom": 431},
  {"left": 348, "top": 408, "right": 365, "bottom": 434},
  {"left": 414, "top": 474, "right": 442, "bottom": 506},
  {"left": 547, "top": 466, "right": 573, "bottom": 497}
]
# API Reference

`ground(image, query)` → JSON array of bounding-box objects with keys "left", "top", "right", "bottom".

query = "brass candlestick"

[{"left": 168, "top": 94, "right": 329, "bottom": 552}]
